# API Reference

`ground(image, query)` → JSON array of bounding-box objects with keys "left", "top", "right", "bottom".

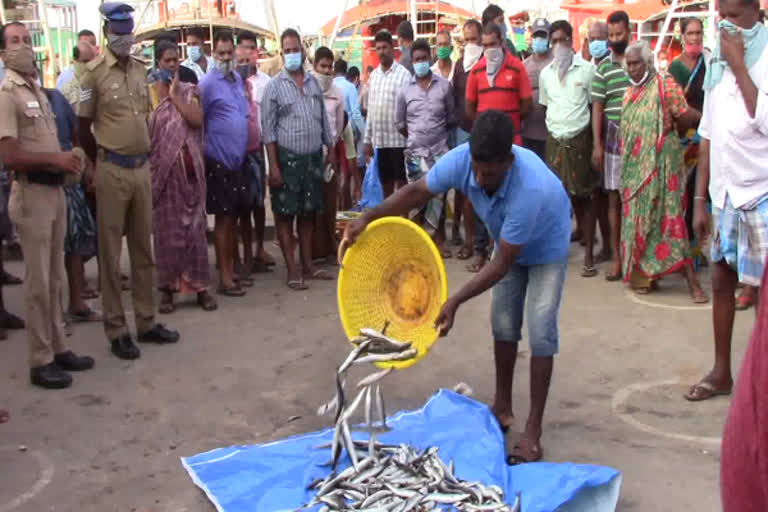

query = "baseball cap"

[{"left": 531, "top": 18, "right": 551, "bottom": 37}]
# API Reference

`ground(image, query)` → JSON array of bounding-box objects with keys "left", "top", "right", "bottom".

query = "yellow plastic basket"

[{"left": 337, "top": 217, "right": 448, "bottom": 369}]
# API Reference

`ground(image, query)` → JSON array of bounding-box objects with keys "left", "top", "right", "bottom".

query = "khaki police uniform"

[
  {"left": 78, "top": 49, "right": 155, "bottom": 341},
  {"left": 0, "top": 69, "right": 68, "bottom": 367}
]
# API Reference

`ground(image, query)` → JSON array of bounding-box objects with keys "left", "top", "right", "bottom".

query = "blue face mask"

[
  {"left": 531, "top": 37, "right": 549, "bottom": 54},
  {"left": 413, "top": 61, "right": 431, "bottom": 77},
  {"left": 284, "top": 51, "right": 302, "bottom": 71},
  {"left": 589, "top": 40, "right": 609, "bottom": 60},
  {"left": 187, "top": 45, "right": 201, "bottom": 62},
  {"left": 498, "top": 22, "right": 508, "bottom": 42}
]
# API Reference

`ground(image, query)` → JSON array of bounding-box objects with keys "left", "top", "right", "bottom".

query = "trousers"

[{"left": 94, "top": 158, "right": 155, "bottom": 340}]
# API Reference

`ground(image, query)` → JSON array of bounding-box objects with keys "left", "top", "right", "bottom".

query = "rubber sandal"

[
  {"left": 581, "top": 266, "right": 598, "bottom": 278},
  {"left": 69, "top": 308, "right": 103, "bottom": 323},
  {"left": 683, "top": 380, "right": 732, "bottom": 401},
  {"left": 735, "top": 294, "right": 754, "bottom": 311},
  {"left": 217, "top": 285, "right": 246, "bottom": 297},
  {"left": 457, "top": 247, "right": 473, "bottom": 260},
  {"left": 197, "top": 292, "right": 218, "bottom": 311},
  {"left": 306, "top": 269, "right": 334, "bottom": 281},
  {"left": 506, "top": 436, "right": 543, "bottom": 465},
  {"left": 287, "top": 279, "right": 309, "bottom": 291},
  {"left": 235, "top": 276, "right": 255, "bottom": 288},
  {"left": 605, "top": 272, "right": 622, "bottom": 282}
]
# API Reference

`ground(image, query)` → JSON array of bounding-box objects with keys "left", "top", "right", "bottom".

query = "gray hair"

[{"left": 626, "top": 40, "right": 655, "bottom": 73}]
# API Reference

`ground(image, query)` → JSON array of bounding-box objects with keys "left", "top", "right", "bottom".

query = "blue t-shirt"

[
  {"left": 426, "top": 144, "right": 571, "bottom": 265},
  {"left": 199, "top": 69, "right": 248, "bottom": 171}
]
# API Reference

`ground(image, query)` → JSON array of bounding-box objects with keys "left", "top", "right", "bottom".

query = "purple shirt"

[
  {"left": 199, "top": 69, "right": 248, "bottom": 170},
  {"left": 394, "top": 72, "right": 455, "bottom": 159}
]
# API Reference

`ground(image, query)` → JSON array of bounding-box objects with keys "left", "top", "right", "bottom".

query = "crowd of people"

[{"left": 0, "top": 0, "right": 767, "bottom": 489}]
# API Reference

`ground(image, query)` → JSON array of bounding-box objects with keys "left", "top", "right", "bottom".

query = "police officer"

[
  {"left": 78, "top": 3, "right": 179, "bottom": 360},
  {"left": 0, "top": 21, "right": 94, "bottom": 388}
]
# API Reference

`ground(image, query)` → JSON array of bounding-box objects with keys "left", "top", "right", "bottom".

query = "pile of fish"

[{"left": 303, "top": 328, "right": 521, "bottom": 512}]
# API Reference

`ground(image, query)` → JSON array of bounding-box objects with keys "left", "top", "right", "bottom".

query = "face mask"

[
  {"left": 684, "top": 43, "right": 703, "bottom": 58},
  {"left": 413, "top": 61, "right": 431, "bottom": 77},
  {"left": 215, "top": 58, "right": 233, "bottom": 75},
  {"left": 314, "top": 71, "right": 333, "bottom": 91},
  {"left": 463, "top": 43, "right": 482, "bottom": 70},
  {"left": 498, "top": 22, "right": 508, "bottom": 42},
  {"left": 719, "top": 19, "right": 762, "bottom": 41},
  {"left": 3, "top": 45, "right": 35, "bottom": 74},
  {"left": 531, "top": 37, "right": 549, "bottom": 54},
  {"left": 157, "top": 69, "right": 172, "bottom": 83},
  {"left": 187, "top": 45, "right": 202, "bottom": 62},
  {"left": 236, "top": 64, "right": 250, "bottom": 80},
  {"left": 107, "top": 33, "right": 135, "bottom": 58},
  {"left": 437, "top": 46, "right": 452, "bottom": 60},
  {"left": 589, "top": 40, "right": 609, "bottom": 60},
  {"left": 553, "top": 44, "right": 573, "bottom": 79},
  {"left": 284, "top": 52, "right": 302, "bottom": 72},
  {"left": 609, "top": 39, "right": 628, "bottom": 55},
  {"left": 484, "top": 47, "right": 504, "bottom": 75},
  {"left": 629, "top": 69, "right": 649, "bottom": 87}
]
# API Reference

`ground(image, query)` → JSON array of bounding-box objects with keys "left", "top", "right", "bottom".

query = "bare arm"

[
  {"left": 591, "top": 102, "right": 605, "bottom": 171},
  {"left": 732, "top": 63, "right": 759, "bottom": 118},
  {"left": 0, "top": 138, "right": 68, "bottom": 172},
  {"left": 347, "top": 179, "right": 434, "bottom": 241},
  {"left": 676, "top": 107, "right": 702, "bottom": 133},
  {"left": 692, "top": 138, "right": 711, "bottom": 244},
  {"left": 79, "top": 117, "right": 98, "bottom": 162},
  {"left": 171, "top": 89, "right": 203, "bottom": 128}
]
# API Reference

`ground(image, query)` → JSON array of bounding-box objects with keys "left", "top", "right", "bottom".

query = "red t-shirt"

[
  {"left": 721, "top": 259, "right": 768, "bottom": 512},
  {"left": 465, "top": 50, "right": 532, "bottom": 145}
]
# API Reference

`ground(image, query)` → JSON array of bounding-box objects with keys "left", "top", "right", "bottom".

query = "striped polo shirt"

[
  {"left": 590, "top": 53, "right": 630, "bottom": 122},
  {"left": 466, "top": 50, "right": 532, "bottom": 145}
]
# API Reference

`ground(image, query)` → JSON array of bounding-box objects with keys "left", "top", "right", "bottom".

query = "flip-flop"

[
  {"left": 457, "top": 247, "right": 473, "bottom": 260},
  {"left": 605, "top": 272, "right": 622, "bottom": 282},
  {"left": 507, "top": 436, "right": 543, "bottom": 465},
  {"left": 69, "top": 308, "right": 103, "bottom": 323},
  {"left": 684, "top": 380, "right": 732, "bottom": 401},
  {"left": 735, "top": 294, "right": 754, "bottom": 311},
  {"left": 581, "top": 266, "right": 598, "bottom": 278},
  {"left": 217, "top": 285, "right": 246, "bottom": 297},
  {"left": 287, "top": 278, "right": 309, "bottom": 291},
  {"left": 236, "top": 276, "right": 255, "bottom": 287},
  {"left": 197, "top": 292, "right": 218, "bottom": 311},
  {"left": 306, "top": 269, "right": 334, "bottom": 281}
]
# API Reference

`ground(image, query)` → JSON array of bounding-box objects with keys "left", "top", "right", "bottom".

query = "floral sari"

[{"left": 619, "top": 74, "right": 693, "bottom": 283}]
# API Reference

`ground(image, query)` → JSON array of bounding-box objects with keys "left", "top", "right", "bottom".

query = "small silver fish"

[
  {"left": 357, "top": 367, "right": 394, "bottom": 388},
  {"left": 353, "top": 348, "right": 418, "bottom": 365}
]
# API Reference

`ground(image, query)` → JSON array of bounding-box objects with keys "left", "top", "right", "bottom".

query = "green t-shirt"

[{"left": 590, "top": 53, "right": 630, "bottom": 122}]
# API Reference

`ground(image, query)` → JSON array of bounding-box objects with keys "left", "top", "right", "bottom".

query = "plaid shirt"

[
  {"left": 262, "top": 69, "right": 333, "bottom": 155},
  {"left": 364, "top": 62, "right": 411, "bottom": 148}
]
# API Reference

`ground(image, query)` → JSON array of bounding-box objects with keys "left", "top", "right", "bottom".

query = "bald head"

[{"left": 588, "top": 21, "right": 608, "bottom": 42}]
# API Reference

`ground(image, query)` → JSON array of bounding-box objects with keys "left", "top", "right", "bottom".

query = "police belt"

[
  {"left": 17, "top": 171, "right": 64, "bottom": 187},
  {"left": 98, "top": 148, "right": 149, "bottom": 169}
]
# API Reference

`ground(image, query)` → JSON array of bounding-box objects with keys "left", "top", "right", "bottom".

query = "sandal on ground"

[
  {"left": 305, "top": 269, "right": 334, "bottom": 281},
  {"left": 287, "top": 278, "right": 309, "bottom": 291},
  {"left": 217, "top": 285, "right": 246, "bottom": 297},
  {"left": 466, "top": 254, "right": 488, "bottom": 273},
  {"left": 457, "top": 247, "right": 473, "bottom": 260},
  {"left": 581, "top": 266, "right": 598, "bottom": 278},
  {"left": 735, "top": 293, "right": 754, "bottom": 311},
  {"left": 507, "top": 435, "right": 543, "bottom": 465},
  {"left": 235, "top": 275, "right": 254, "bottom": 288},
  {"left": 0, "top": 270, "right": 22, "bottom": 286},
  {"left": 605, "top": 271, "right": 622, "bottom": 282},
  {"left": 0, "top": 312, "right": 24, "bottom": 330},
  {"left": 80, "top": 288, "right": 99, "bottom": 300},
  {"left": 69, "top": 308, "right": 103, "bottom": 323},
  {"left": 197, "top": 291, "right": 218, "bottom": 311},
  {"left": 158, "top": 293, "right": 175, "bottom": 314},
  {"left": 690, "top": 288, "right": 710, "bottom": 304},
  {"left": 684, "top": 379, "right": 732, "bottom": 402}
]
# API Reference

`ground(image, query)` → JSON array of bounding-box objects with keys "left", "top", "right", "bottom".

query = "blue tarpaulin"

[{"left": 182, "top": 390, "right": 621, "bottom": 512}]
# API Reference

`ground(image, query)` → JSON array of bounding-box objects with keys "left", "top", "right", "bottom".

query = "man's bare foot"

[
  {"left": 491, "top": 404, "right": 515, "bottom": 432},
  {"left": 690, "top": 285, "right": 710, "bottom": 304},
  {"left": 0, "top": 409, "right": 9, "bottom": 424},
  {"left": 507, "top": 429, "right": 543, "bottom": 465}
]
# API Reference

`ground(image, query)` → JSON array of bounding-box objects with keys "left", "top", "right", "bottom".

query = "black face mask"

[
  {"left": 236, "top": 64, "right": 250, "bottom": 80},
  {"left": 609, "top": 39, "right": 628, "bottom": 54}
]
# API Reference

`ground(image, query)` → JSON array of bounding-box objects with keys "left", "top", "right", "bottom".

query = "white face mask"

[
  {"left": 463, "top": 43, "right": 483, "bottom": 71},
  {"left": 484, "top": 47, "right": 504, "bottom": 75},
  {"left": 629, "top": 69, "right": 650, "bottom": 87},
  {"left": 314, "top": 71, "right": 333, "bottom": 92}
]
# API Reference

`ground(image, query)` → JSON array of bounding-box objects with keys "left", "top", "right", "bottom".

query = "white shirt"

[
  {"left": 364, "top": 61, "right": 412, "bottom": 148},
  {"left": 699, "top": 47, "right": 768, "bottom": 209},
  {"left": 431, "top": 60, "right": 455, "bottom": 81},
  {"left": 182, "top": 55, "right": 214, "bottom": 81},
  {"left": 247, "top": 70, "right": 272, "bottom": 130}
]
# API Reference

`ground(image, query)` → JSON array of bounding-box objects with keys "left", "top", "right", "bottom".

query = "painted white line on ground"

[
  {"left": 611, "top": 378, "right": 722, "bottom": 446},
  {"left": 624, "top": 290, "right": 713, "bottom": 311},
  {"left": 0, "top": 447, "right": 54, "bottom": 512}
]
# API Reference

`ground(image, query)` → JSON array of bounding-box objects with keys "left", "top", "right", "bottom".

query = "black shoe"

[
  {"left": 111, "top": 335, "right": 141, "bottom": 360},
  {"left": 138, "top": 324, "right": 180, "bottom": 344},
  {"left": 30, "top": 363, "right": 72, "bottom": 389},
  {"left": 54, "top": 350, "right": 95, "bottom": 372}
]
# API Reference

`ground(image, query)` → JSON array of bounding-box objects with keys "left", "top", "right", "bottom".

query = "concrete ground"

[{"left": 0, "top": 239, "right": 753, "bottom": 512}]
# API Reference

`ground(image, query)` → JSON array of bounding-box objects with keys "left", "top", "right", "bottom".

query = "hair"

[
  {"left": 679, "top": 17, "right": 704, "bottom": 34},
  {"left": 154, "top": 39, "right": 178, "bottom": 63},
  {"left": 77, "top": 29, "right": 95, "bottom": 40},
  {"left": 482, "top": 21, "right": 503, "bottom": 41},
  {"left": 590, "top": 20, "right": 609, "bottom": 38},
  {"left": 470, "top": 110, "right": 515, "bottom": 163},
  {"left": 374, "top": 29, "right": 394, "bottom": 47},
  {"left": 411, "top": 38, "right": 431, "bottom": 58},
  {"left": 155, "top": 30, "right": 178, "bottom": 43},
  {"left": 187, "top": 27, "right": 207, "bottom": 41},
  {"left": 396, "top": 20, "right": 414, "bottom": 42},
  {"left": 334, "top": 58, "right": 348, "bottom": 74},
  {"left": 626, "top": 39, "right": 655, "bottom": 72},
  {"left": 436, "top": 29, "right": 452, "bottom": 43},
  {"left": 238, "top": 30, "right": 257, "bottom": 46},
  {"left": 607, "top": 10, "right": 630, "bottom": 29},
  {"left": 0, "top": 21, "right": 25, "bottom": 51},
  {"left": 463, "top": 19, "right": 482, "bottom": 36},
  {"left": 314, "top": 46, "right": 334, "bottom": 64},
  {"left": 213, "top": 30, "right": 234, "bottom": 49},
  {"left": 482, "top": 4, "right": 505, "bottom": 26},
  {"left": 280, "top": 28, "right": 301, "bottom": 48},
  {"left": 549, "top": 20, "right": 573, "bottom": 40},
  {"left": 347, "top": 66, "right": 360, "bottom": 80}
]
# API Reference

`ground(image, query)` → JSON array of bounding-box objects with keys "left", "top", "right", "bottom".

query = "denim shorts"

[{"left": 491, "top": 260, "right": 568, "bottom": 356}]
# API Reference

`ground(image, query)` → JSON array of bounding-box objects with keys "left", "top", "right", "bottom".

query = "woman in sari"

[
  {"left": 619, "top": 41, "right": 708, "bottom": 303},
  {"left": 150, "top": 41, "right": 217, "bottom": 313}
]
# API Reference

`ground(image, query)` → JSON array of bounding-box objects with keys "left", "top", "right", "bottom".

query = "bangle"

[{"left": 694, "top": 196, "right": 707, "bottom": 201}]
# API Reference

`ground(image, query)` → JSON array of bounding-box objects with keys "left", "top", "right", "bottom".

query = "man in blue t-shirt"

[{"left": 345, "top": 110, "right": 571, "bottom": 464}]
